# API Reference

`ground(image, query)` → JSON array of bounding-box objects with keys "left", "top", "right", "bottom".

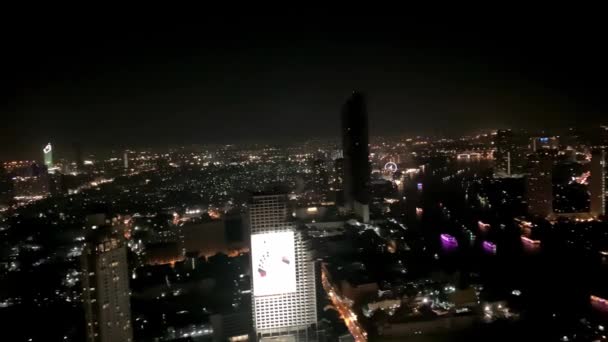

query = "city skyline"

[
  {"left": 3, "top": 15, "right": 608, "bottom": 342},
  {"left": 1, "top": 104, "right": 607, "bottom": 340}
]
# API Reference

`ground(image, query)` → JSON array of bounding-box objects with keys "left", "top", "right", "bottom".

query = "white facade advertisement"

[{"left": 251, "top": 231, "right": 297, "bottom": 296}]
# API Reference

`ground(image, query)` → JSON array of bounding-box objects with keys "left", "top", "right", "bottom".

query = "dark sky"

[{"left": 4, "top": 16, "right": 608, "bottom": 160}]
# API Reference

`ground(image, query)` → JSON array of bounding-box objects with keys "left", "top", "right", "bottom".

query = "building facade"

[
  {"left": 249, "top": 192, "right": 317, "bottom": 341},
  {"left": 81, "top": 227, "right": 133, "bottom": 342},
  {"left": 531, "top": 136, "right": 559, "bottom": 152},
  {"left": 494, "top": 129, "right": 527, "bottom": 176},
  {"left": 526, "top": 153, "right": 554, "bottom": 217},
  {"left": 312, "top": 159, "right": 328, "bottom": 200},
  {"left": 590, "top": 149, "right": 606, "bottom": 217},
  {"left": 0, "top": 164, "right": 12, "bottom": 205},
  {"left": 123, "top": 151, "right": 129, "bottom": 169},
  {"left": 334, "top": 158, "right": 345, "bottom": 190},
  {"left": 341, "top": 92, "right": 371, "bottom": 222}
]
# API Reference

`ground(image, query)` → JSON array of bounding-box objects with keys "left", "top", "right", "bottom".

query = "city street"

[{"left": 321, "top": 267, "right": 367, "bottom": 342}]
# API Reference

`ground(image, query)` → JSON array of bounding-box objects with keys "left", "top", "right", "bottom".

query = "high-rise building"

[
  {"left": 590, "top": 149, "right": 606, "bottom": 218},
  {"left": 12, "top": 173, "right": 50, "bottom": 198},
  {"left": 334, "top": 158, "right": 345, "bottom": 189},
  {"left": 526, "top": 153, "right": 554, "bottom": 217},
  {"left": 531, "top": 136, "right": 559, "bottom": 152},
  {"left": 210, "top": 311, "right": 253, "bottom": 342},
  {"left": 341, "top": 92, "right": 371, "bottom": 222},
  {"left": 225, "top": 211, "right": 246, "bottom": 247},
  {"left": 312, "top": 159, "right": 328, "bottom": 198},
  {"left": 494, "top": 130, "right": 512, "bottom": 176},
  {"left": 494, "top": 129, "right": 527, "bottom": 176},
  {"left": 0, "top": 164, "right": 12, "bottom": 205},
  {"left": 249, "top": 191, "right": 317, "bottom": 341},
  {"left": 586, "top": 125, "right": 608, "bottom": 147},
  {"left": 48, "top": 173, "right": 66, "bottom": 196},
  {"left": 123, "top": 151, "right": 129, "bottom": 169},
  {"left": 333, "top": 158, "right": 346, "bottom": 206},
  {"left": 560, "top": 127, "right": 581, "bottom": 149},
  {"left": 601, "top": 125, "right": 608, "bottom": 147},
  {"left": 43, "top": 142, "right": 54, "bottom": 173},
  {"left": 74, "top": 142, "right": 84, "bottom": 171},
  {"left": 81, "top": 227, "right": 133, "bottom": 342}
]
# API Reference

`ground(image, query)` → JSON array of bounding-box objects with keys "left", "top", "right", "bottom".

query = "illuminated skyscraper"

[
  {"left": 81, "top": 227, "right": 133, "bottom": 342},
  {"left": 249, "top": 191, "right": 317, "bottom": 340},
  {"left": 341, "top": 92, "right": 371, "bottom": 222},
  {"left": 123, "top": 151, "right": 129, "bottom": 169},
  {"left": 590, "top": 149, "right": 605, "bottom": 217},
  {"left": 526, "top": 153, "right": 554, "bottom": 217},
  {"left": 43, "top": 142, "right": 53, "bottom": 171}
]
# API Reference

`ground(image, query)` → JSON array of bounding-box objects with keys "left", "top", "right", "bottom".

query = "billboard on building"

[{"left": 251, "top": 231, "right": 297, "bottom": 296}]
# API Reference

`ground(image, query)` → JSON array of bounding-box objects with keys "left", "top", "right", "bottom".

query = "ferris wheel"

[{"left": 384, "top": 161, "right": 398, "bottom": 173}]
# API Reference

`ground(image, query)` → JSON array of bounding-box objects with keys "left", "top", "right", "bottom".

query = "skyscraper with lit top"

[
  {"left": 81, "top": 227, "right": 133, "bottom": 342},
  {"left": 43, "top": 142, "right": 54, "bottom": 173},
  {"left": 249, "top": 191, "right": 317, "bottom": 340}
]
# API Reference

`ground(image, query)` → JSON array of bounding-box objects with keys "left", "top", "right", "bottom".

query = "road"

[{"left": 321, "top": 266, "right": 367, "bottom": 342}]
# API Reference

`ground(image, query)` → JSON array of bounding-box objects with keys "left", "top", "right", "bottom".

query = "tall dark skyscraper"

[
  {"left": 590, "top": 149, "right": 606, "bottom": 218},
  {"left": 81, "top": 227, "right": 133, "bottom": 342},
  {"left": 601, "top": 125, "right": 608, "bottom": 147},
  {"left": 526, "top": 153, "right": 554, "bottom": 218},
  {"left": 0, "top": 164, "right": 12, "bottom": 205},
  {"left": 341, "top": 92, "right": 371, "bottom": 222}
]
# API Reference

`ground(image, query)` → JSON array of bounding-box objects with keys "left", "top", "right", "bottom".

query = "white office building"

[{"left": 249, "top": 192, "right": 317, "bottom": 341}]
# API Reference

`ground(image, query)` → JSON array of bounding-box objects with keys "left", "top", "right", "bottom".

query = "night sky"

[{"left": 4, "top": 16, "right": 608, "bottom": 160}]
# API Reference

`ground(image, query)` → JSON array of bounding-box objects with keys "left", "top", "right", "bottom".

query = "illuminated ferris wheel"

[{"left": 384, "top": 161, "right": 398, "bottom": 173}]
